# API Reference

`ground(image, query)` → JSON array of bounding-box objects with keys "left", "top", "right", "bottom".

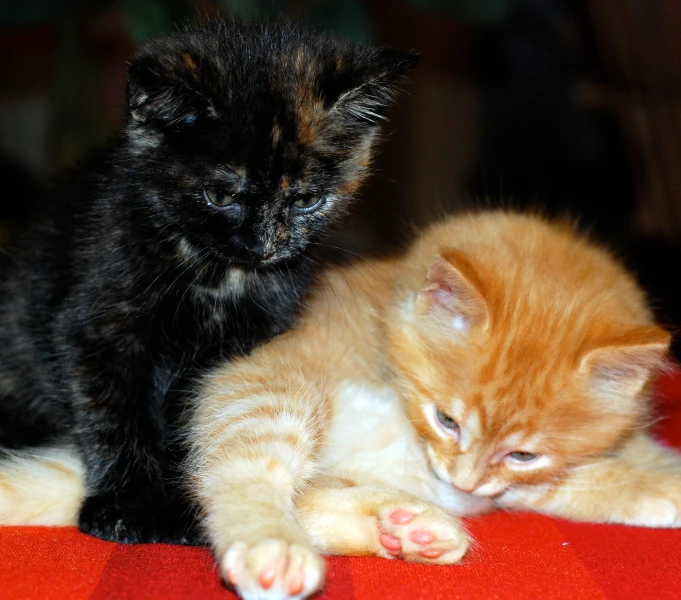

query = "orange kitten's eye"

[
  {"left": 436, "top": 409, "right": 459, "bottom": 432},
  {"left": 508, "top": 451, "right": 537, "bottom": 463}
]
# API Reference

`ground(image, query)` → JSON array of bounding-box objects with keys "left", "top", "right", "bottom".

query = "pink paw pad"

[
  {"left": 390, "top": 510, "right": 415, "bottom": 525},
  {"left": 258, "top": 569, "right": 275, "bottom": 589},
  {"left": 380, "top": 532, "right": 402, "bottom": 555},
  {"left": 419, "top": 548, "right": 444, "bottom": 559},
  {"left": 409, "top": 529, "right": 435, "bottom": 545},
  {"left": 289, "top": 577, "right": 304, "bottom": 595},
  {"left": 226, "top": 568, "right": 238, "bottom": 586}
]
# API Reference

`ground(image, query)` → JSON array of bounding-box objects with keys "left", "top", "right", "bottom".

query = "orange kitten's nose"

[
  {"left": 453, "top": 482, "right": 477, "bottom": 494},
  {"left": 451, "top": 469, "right": 483, "bottom": 493}
]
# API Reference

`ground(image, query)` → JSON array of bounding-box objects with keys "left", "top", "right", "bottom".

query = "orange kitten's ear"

[
  {"left": 580, "top": 325, "right": 671, "bottom": 398},
  {"left": 419, "top": 249, "right": 489, "bottom": 334}
]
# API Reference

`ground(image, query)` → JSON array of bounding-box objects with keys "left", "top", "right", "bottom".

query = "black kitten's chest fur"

[
  {"left": 0, "top": 19, "right": 415, "bottom": 544},
  {"left": 0, "top": 153, "right": 313, "bottom": 543}
]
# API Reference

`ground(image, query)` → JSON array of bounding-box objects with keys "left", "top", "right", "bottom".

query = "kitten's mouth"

[
  {"left": 425, "top": 446, "right": 506, "bottom": 498},
  {"left": 257, "top": 254, "right": 283, "bottom": 266},
  {"left": 239, "top": 256, "right": 298, "bottom": 275},
  {"left": 219, "top": 252, "right": 288, "bottom": 270},
  {"left": 467, "top": 482, "right": 506, "bottom": 498},
  {"left": 252, "top": 253, "right": 291, "bottom": 270}
]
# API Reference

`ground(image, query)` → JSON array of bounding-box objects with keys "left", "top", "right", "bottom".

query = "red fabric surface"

[{"left": 2, "top": 374, "right": 681, "bottom": 600}]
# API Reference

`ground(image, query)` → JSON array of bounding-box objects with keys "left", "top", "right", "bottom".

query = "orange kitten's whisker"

[{"left": 564, "top": 460, "right": 614, "bottom": 471}]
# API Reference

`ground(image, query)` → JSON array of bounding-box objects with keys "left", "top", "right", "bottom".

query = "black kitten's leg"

[
  {"left": 71, "top": 345, "right": 190, "bottom": 544},
  {"left": 78, "top": 466, "right": 198, "bottom": 545},
  {"left": 163, "top": 448, "right": 205, "bottom": 546},
  {"left": 76, "top": 390, "right": 171, "bottom": 543},
  {"left": 0, "top": 401, "right": 61, "bottom": 449}
]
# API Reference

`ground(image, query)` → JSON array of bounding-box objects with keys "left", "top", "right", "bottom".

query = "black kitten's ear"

[
  {"left": 327, "top": 46, "right": 419, "bottom": 123},
  {"left": 126, "top": 54, "right": 208, "bottom": 126}
]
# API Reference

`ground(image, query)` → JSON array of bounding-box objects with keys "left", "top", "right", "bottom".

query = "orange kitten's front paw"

[
  {"left": 630, "top": 492, "right": 681, "bottom": 528},
  {"left": 221, "top": 539, "right": 325, "bottom": 600},
  {"left": 376, "top": 505, "right": 469, "bottom": 564}
]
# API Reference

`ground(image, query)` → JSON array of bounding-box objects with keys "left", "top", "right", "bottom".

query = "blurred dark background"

[{"left": 2, "top": 0, "right": 681, "bottom": 352}]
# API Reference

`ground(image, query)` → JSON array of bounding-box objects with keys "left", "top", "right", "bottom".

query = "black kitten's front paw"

[
  {"left": 79, "top": 493, "right": 155, "bottom": 543},
  {"left": 79, "top": 493, "right": 201, "bottom": 545}
]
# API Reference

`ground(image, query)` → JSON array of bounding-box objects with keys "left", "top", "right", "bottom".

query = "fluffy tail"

[{"left": 0, "top": 446, "right": 84, "bottom": 526}]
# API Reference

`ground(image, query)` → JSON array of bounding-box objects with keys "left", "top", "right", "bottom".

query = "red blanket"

[{"left": 2, "top": 374, "right": 681, "bottom": 600}]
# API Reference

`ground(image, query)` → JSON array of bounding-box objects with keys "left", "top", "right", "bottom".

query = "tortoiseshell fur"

[{"left": 0, "top": 20, "right": 416, "bottom": 544}]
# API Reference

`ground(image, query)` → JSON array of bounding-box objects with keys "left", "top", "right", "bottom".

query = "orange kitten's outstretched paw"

[
  {"left": 221, "top": 539, "right": 325, "bottom": 600},
  {"left": 630, "top": 494, "right": 681, "bottom": 528},
  {"left": 617, "top": 471, "right": 681, "bottom": 528},
  {"left": 376, "top": 505, "right": 469, "bottom": 564}
]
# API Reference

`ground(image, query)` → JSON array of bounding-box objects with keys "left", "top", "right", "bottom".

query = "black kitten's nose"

[{"left": 250, "top": 244, "right": 277, "bottom": 261}]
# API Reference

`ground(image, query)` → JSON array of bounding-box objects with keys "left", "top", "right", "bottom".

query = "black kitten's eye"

[
  {"left": 292, "top": 195, "right": 324, "bottom": 214},
  {"left": 204, "top": 190, "right": 236, "bottom": 208},
  {"left": 436, "top": 409, "right": 459, "bottom": 431},
  {"left": 508, "top": 451, "right": 537, "bottom": 463}
]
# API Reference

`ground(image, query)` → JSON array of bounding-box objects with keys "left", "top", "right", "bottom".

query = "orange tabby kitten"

[
  {"left": 185, "top": 211, "right": 681, "bottom": 599},
  {"left": 2, "top": 212, "right": 680, "bottom": 600}
]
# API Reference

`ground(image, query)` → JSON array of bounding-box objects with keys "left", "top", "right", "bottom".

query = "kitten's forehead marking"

[
  {"left": 462, "top": 410, "right": 480, "bottom": 452},
  {"left": 279, "top": 176, "right": 291, "bottom": 194},
  {"left": 182, "top": 53, "right": 198, "bottom": 72},
  {"left": 298, "top": 109, "right": 324, "bottom": 146},
  {"left": 503, "top": 432, "right": 525, "bottom": 449},
  {"left": 451, "top": 398, "right": 465, "bottom": 419},
  {"left": 212, "top": 166, "right": 248, "bottom": 192}
]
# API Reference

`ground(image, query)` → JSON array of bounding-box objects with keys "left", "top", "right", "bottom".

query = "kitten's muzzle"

[
  {"left": 255, "top": 249, "right": 276, "bottom": 261},
  {"left": 248, "top": 242, "right": 282, "bottom": 265}
]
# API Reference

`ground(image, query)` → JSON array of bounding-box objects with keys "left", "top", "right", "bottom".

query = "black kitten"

[{"left": 0, "top": 20, "right": 416, "bottom": 544}]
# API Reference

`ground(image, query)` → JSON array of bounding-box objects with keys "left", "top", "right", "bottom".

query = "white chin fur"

[{"left": 471, "top": 481, "right": 506, "bottom": 497}]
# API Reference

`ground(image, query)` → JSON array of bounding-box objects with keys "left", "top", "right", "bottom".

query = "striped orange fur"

[
  {"left": 184, "top": 211, "right": 681, "bottom": 599},
  {"left": 2, "top": 211, "right": 680, "bottom": 600}
]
